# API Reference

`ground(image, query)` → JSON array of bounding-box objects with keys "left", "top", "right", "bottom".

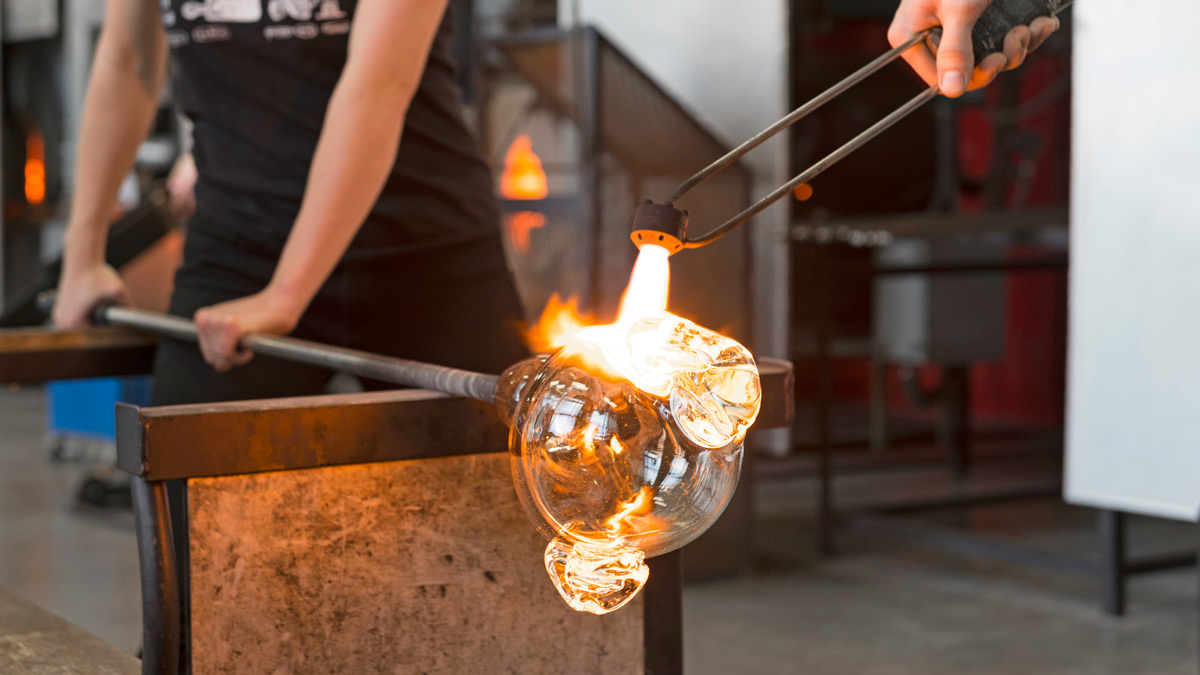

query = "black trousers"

[{"left": 151, "top": 218, "right": 529, "bottom": 406}]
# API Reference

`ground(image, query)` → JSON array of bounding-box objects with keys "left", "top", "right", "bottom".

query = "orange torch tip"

[
  {"left": 630, "top": 229, "right": 683, "bottom": 254},
  {"left": 630, "top": 201, "right": 687, "bottom": 256}
]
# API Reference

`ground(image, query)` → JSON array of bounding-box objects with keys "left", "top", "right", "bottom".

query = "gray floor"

[{"left": 0, "top": 385, "right": 1195, "bottom": 673}]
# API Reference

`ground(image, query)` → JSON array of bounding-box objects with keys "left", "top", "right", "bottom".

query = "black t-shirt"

[{"left": 160, "top": 0, "right": 499, "bottom": 255}]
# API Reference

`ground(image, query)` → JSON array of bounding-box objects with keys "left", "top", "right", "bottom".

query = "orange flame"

[
  {"left": 525, "top": 244, "right": 672, "bottom": 354},
  {"left": 525, "top": 293, "right": 595, "bottom": 354},
  {"left": 603, "top": 486, "right": 654, "bottom": 533},
  {"left": 500, "top": 134, "right": 548, "bottom": 200},
  {"left": 25, "top": 129, "right": 45, "bottom": 206},
  {"left": 500, "top": 135, "right": 549, "bottom": 253},
  {"left": 505, "top": 211, "right": 546, "bottom": 254}
]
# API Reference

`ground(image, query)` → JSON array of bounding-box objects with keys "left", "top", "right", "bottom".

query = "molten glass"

[{"left": 498, "top": 244, "right": 761, "bottom": 614}]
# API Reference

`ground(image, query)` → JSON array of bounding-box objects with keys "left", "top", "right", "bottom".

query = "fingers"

[
  {"left": 888, "top": 9, "right": 938, "bottom": 86},
  {"left": 194, "top": 308, "right": 253, "bottom": 372},
  {"left": 891, "top": 1, "right": 1060, "bottom": 98},
  {"left": 1001, "top": 25, "right": 1032, "bottom": 71},
  {"left": 968, "top": 52, "right": 1009, "bottom": 91},
  {"left": 53, "top": 266, "right": 133, "bottom": 330},
  {"left": 1028, "top": 15, "right": 1059, "bottom": 52},
  {"left": 51, "top": 302, "right": 81, "bottom": 331},
  {"left": 901, "top": 42, "right": 939, "bottom": 88},
  {"left": 933, "top": 4, "right": 984, "bottom": 97}
]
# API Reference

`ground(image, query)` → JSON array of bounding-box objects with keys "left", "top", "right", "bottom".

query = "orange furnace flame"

[
  {"left": 501, "top": 135, "right": 549, "bottom": 254},
  {"left": 25, "top": 129, "right": 45, "bottom": 206},
  {"left": 500, "top": 134, "right": 548, "bottom": 200}
]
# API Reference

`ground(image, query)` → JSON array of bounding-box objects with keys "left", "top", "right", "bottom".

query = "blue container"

[{"left": 46, "top": 377, "right": 154, "bottom": 442}]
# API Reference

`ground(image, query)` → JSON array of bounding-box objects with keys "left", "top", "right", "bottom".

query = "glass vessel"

[{"left": 497, "top": 313, "right": 761, "bottom": 614}]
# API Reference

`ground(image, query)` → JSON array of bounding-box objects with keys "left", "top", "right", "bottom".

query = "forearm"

[
  {"left": 265, "top": 78, "right": 412, "bottom": 314},
  {"left": 63, "top": 21, "right": 166, "bottom": 271}
]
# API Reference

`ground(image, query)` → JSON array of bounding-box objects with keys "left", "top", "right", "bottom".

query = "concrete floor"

[{"left": 0, "top": 385, "right": 1196, "bottom": 673}]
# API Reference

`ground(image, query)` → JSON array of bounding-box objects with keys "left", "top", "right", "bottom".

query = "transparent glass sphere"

[{"left": 497, "top": 313, "right": 761, "bottom": 614}]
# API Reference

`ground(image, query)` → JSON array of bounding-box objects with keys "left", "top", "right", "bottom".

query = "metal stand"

[
  {"left": 1097, "top": 508, "right": 1198, "bottom": 617},
  {"left": 816, "top": 248, "right": 835, "bottom": 556},
  {"left": 130, "top": 475, "right": 180, "bottom": 675},
  {"left": 1100, "top": 509, "right": 1126, "bottom": 616},
  {"left": 803, "top": 238, "right": 1066, "bottom": 560},
  {"left": 941, "top": 366, "right": 971, "bottom": 479}
]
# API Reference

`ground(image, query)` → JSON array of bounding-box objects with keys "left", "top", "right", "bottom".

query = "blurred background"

[{"left": 1, "top": 0, "right": 1197, "bottom": 673}]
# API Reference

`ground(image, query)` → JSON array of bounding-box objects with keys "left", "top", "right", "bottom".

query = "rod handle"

[{"left": 930, "top": 0, "right": 1067, "bottom": 65}]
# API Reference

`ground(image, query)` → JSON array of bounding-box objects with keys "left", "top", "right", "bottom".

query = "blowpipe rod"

[{"left": 97, "top": 304, "right": 500, "bottom": 403}]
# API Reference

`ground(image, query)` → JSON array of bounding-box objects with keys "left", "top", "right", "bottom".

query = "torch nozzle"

[{"left": 629, "top": 201, "right": 687, "bottom": 255}]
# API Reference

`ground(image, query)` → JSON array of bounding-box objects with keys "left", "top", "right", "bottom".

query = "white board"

[{"left": 1064, "top": 0, "right": 1200, "bottom": 522}]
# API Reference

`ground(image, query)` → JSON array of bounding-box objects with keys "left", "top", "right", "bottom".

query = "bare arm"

[
  {"left": 193, "top": 0, "right": 451, "bottom": 371},
  {"left": 54, "top": 0, "right": 168, "bottom": 328}
]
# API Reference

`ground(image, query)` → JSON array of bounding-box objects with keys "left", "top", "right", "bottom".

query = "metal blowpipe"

[
  {"left": 628, "top": 0, "right": 1074, "bottom": 254},
  {"left": 86, "top": 301, "right": 500, "bottom": 402}
]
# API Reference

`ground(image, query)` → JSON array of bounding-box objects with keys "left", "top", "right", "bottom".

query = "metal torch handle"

[
  {"left": 676, "top": 0, "right": 1072, "bottom": 248},
  {"left": 92, "top": 303, "right": 501, "bottom": 403}
]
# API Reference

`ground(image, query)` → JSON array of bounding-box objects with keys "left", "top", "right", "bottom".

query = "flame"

[
  {"left": 526, "top": 244, "right": 672, "bottom": 355},
  {"left": 500, "top": 134, "right": 548, "bottom": 200},
  {"left": 525, "top": 293, "right": 595, "bottom": 354},
  {"left": 25, "top": 129, "right": 45, "bottom": 206},
  {"left": 500, "top": 135, "right": 549, "bottom": 254},
  {"left": 505, "top": 211, "right": 546, "bottom": 253},
  {"left": 615, "top": 244, "right": 670, "bottom": 323},
  {"left": 603, "top": 486, "right": 654, "bottom": 533}
]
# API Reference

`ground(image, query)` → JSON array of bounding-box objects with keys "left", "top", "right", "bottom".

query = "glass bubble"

[{"left": 497, "top": 313, "right": 761, "bottom": 614}]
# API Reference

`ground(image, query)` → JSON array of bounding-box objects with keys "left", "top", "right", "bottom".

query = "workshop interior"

[{"left": 1, "top": 0, "right": 1197, "bottom": 673}]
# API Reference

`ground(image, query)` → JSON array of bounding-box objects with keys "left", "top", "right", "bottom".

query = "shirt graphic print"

[{"left": 163, "top": 0, "right": 350, "bottom": 44}]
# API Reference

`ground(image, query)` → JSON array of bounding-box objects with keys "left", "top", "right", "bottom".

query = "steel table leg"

[{"left": 1100, "top": 509, "right": 1126, "bottom": 616}]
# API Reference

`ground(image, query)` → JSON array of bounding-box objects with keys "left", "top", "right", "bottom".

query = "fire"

[
  {"left": 500, "top": 134, "right": 548, "bottom": 200},
  {"left": 526, "top": 244, "right": 672, "bottom": 354},
  {"left": 500, "top": 134, "right": 549, "bottom": 253},
  {"left": 25, "top": 129, "right": 45, "bottom": 206},
  {"left": 506, "top": 211, "right": 545, "bottom": 253},
  {"left": 603, "top": 486, "right": 654, "bottom": 533},
  {"left": 614, "top": 244, "right": 670, "bottom": 323},
  {"left": 525, "top": 293, "right": 595, "bottom": 354}
]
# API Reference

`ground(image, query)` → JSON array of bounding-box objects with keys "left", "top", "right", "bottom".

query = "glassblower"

[{"left": 62, "top": 0, "right": 1070, "bottom": 615}]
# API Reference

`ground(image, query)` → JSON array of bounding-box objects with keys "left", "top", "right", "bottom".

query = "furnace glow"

[{"left": 500, "top": 134, "right": 548, "bottom": 253}]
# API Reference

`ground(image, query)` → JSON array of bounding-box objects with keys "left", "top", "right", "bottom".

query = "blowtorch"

[{"left": 630, "top": 0, "right": 1074, "bottom": 254}]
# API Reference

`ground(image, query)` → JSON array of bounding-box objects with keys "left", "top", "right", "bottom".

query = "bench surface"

[{"left": 0, "top": 586, "right": 140, "bottom": 674}]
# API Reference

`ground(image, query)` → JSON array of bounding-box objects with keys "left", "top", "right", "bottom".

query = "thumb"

[{"left": 935, "top": 8, "right": 978, "bottom": 97}]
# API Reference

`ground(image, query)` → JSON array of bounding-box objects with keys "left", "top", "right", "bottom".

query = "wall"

[{"left": 1064, "top": 0, "right": 1200, "bottom": 521}]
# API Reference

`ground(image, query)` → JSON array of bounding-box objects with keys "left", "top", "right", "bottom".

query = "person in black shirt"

[{"left": 54, "top": 0, "right": 527, "bottom": 403}]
